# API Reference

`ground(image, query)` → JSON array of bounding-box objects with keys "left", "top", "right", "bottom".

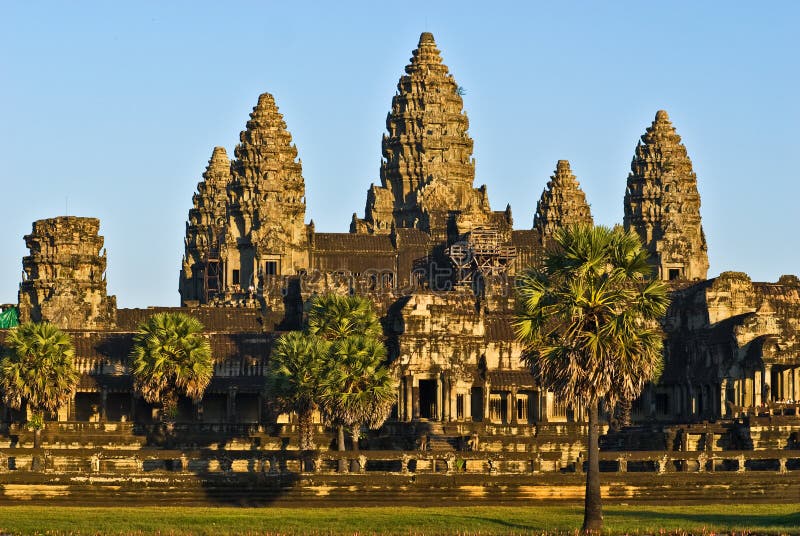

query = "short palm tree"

[
  {"left": 0, "top": 322, "right": 79, "bottom": 448},
  {"left": 319, "top": 334, "right": 396, "bottom": 451},
  {"left": 515, "top": 224, "right": 669, "bottom": 532},
  {"left": 265, "top": 330, "right": 330, "bottom": 450},
  {"left": 130, "top": 312, "right": 213, "bottom": 421},
  {"left": 307, "top": 294, "right": 383, "bottom": 341},
  {"left": 309, "top": 294, "right": 393, "bottom": 452}
]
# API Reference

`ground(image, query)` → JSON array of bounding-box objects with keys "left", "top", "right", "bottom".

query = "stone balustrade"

[{"left": 0, "top": 448, "right": 797, "bottom": 476}]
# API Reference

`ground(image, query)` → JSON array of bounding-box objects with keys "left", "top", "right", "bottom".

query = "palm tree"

[
  {"left": 265, "top": 330, "right": 330, "bottom": 450},
  {"left": 0, "top": 322, "right": 79, "bottom": 448},
  {"left": 515, "top": 224, "right": 669, "bottom": 532},
  {"left": 129, "top": 312, "right": 213, "bottom": 421},
  {"left": 319, "top": 334, "right": 396, "bottom": 452},
  {"left": 307, "top": 294, "right": 383, "bottom": 341},
  {"left": 308, "top": 294, "right": 394, "bottom": 453}
]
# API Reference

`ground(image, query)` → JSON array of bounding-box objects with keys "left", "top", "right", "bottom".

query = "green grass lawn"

[{"left": 0, "top": 504, "right": 797, "bottom": 535}]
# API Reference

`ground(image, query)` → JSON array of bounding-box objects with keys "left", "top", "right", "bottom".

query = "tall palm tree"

[
  {"left": 130, "top": 312, "right": 213, "bottom": 421},
  {"left": 515, "top": 224, "right": 669, "bottom": 532},
  {"left": 319, "top": 334, "right": 396, "bottom": 451},
  {"left": 265, "top": 330, "right": 330, "bottom": 450},
  {"left": 0, "top": 322, "right": 79, "bottom": 448}
]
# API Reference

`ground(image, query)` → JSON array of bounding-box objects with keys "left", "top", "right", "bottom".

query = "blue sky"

[{"left": 1, "top": 1, "right": 798, "bottom": 308}]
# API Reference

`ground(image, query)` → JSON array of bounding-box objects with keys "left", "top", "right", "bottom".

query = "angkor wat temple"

[{"left": 5, "top": 33, "right": 799, "bottom": 443}]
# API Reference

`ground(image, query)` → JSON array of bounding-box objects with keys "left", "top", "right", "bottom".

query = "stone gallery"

[{"left": 4, "top": 33, "right": 799, "bottom": 455}]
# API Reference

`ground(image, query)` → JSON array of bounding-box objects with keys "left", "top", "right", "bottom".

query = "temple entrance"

[
  {"left": 418, "top": 379, "right": 437, "bottom": 420},
  {"left": 471, "top": 387, "right": 483, "bottom": 421},
  {"left": 237, "top": 394, "right": 260, "bottom": 423},
  {"left": 75, "top": 393, "right": 102, "bottom": 422},
  {"left": 201, "top": 394, "right": 227, "bottom": 422},
  {"left": 105, "top": 393, "right": 131, "bottom": 422}
]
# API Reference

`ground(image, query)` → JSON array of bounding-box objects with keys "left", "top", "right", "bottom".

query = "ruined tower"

[
  {"left": 356, "top": 32, "right": 491, "bottom": 241},
  {"left": 623, "top": 110, "right": 708, "bottom": 281},
  {"left": 533, "top": 160, "right": 593, "bottom": 240},
  {"left": 18, "top": 217, "right": 117, "bottom": 329},
  {"left": 180, "top": 147, "right": 232, "bottom": 304}
]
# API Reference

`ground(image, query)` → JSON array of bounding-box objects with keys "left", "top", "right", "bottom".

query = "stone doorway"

[{"left": 418, "top": 379, "right": 437, "bottom": 420}]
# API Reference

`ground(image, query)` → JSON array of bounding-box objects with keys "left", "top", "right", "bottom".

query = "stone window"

[
  {"left": 668, "top": 268, "right": 682, "bottom": 281},
  {"left": 516, "top": 394, "right": 529, "bottom": 423},
  {"left": 456, "top": 394, "right": 464, "bottom": 420},
  {"left": 232, "top": 269, "right": 240, "bottom": 286},
  {"left": 656, "top": 393, "right": 670, "bottom": 415},
  {"left": 265, "top": 261, "right": 278, "bottom": 276}
]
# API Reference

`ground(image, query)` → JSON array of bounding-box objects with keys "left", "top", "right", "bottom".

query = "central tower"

[{"left": 354, "top": 33, "right": 492, "bottom": 241}]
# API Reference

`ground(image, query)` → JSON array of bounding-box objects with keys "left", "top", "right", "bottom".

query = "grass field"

[{"left": 0, "top": 504, "right": 798, "bottom": 535}]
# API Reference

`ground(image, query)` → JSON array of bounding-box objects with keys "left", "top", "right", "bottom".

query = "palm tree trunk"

[
  {"left": 299, "top": 408, "right": 314, "bottom": 451},
  {"left": 337, "top": 424, "right": 347, "bottom": 473},
  {"left": 351, "top": 427, "right": 360, "bottom": 452},
  {"left": 33, "top": 428, "right": 41, "bottom": 449},
  {"left": 582, "top": 400, "right": 603, "bottom": 532},
  {"left": 337, "top": 425, "right": 346, "bottom": 451}
]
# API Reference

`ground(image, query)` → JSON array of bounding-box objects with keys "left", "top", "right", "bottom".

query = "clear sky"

[{"left": 1, "top": 1, "right": 798, "bottom": 308}]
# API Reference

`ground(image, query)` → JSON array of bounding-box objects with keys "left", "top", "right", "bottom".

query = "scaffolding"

[
  {"left": 201, "top": 227, "right": 223, "bottom": 303},
  {"left": 446, "top": 227, "right": 517, "bottom": 287}
]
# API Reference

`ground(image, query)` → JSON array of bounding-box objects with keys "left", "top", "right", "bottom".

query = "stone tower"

[
  {"left": 356, "top": 32, "right": 491, "bottom": 241},
  {"left": 18, "top": 217, "right": 117, "bottom": 329},
  {"left": 533, "top": 160, "right": 593, "bottom": 239},
  {"left": 180, "top": 147, "right": 231, "bottom": 303},
  {"left": 624, "top": 110, "right": 708, "bottom": 281},
  {"left": 227, "top": 93, "right": 308, "bottom": 285}
]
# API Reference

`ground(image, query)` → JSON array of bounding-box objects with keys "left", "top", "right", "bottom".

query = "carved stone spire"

[
  {"left": 226, "top": 92, "right": 308, "bottom": 284},
  {"left": 180, "top": 147, "right": 231, "bottom": 303},
  {"left": 624, "top": 110, "right": 708, "bottom": 281},
  {"left": 357, "top": 32, "right": 490, "bottom": 240},
  {"left": 533, "top": 160, "right": 593, "bottom": 238}
]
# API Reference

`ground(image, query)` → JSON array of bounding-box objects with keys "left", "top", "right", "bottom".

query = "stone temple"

[{"left": 4, "top": 33, "right": 799, "bottom": 442}]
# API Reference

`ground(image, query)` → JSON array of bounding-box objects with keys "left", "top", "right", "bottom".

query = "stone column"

[
  {"left": 719, "top": 378, "right": 728, "bottom": 418},
  {"left": 793, "top": 367, "right": 800, "bottom": 402},
  {"left": 442, "top": 377, "right": 450, "bottom": 422},
  {"left": 100, "top": 388, "right": 108, "bottom": 422},
  {"left": 510, "top": 386, "right": 519, "bottom": 425},
  {"left": 744, "top": 377, "right": 753, "bottom": 409},
  {"left": 483, "top": 382, "right": 491, "bottom": 423},
  {"left": 68, "top": 395, "right": 77, "bottom": 421},
  {"left": 782, "top": 368, "right": 791, "bottom": 401},
  {"left": 537, "top": 390, "right": 547, "bottom": 423},
  {"left": 227, "top": 386, "right": 238, "bottom": 423},
  {"left": 465, "top": 389, "right": 472, "bottom": 421},
  {"left": 754, "top": 369, "right": 762, "bottom": 407},
  {"left": 764, "top": 365, "right": 773, "bottom": 403},
  {"left": 412, "top": 377, "right": 420, "bottom": 420},
  {"left": 505, "top": 391, "right": 513, "bottom": 425},
  {"left": 405, "top": 376, "right": 413, "bottom": 421},
  {"left": 397, "top": 378, "right": 404, "bottom": 422},
  {"left": 436, "top": 376, "right": 443, "bottom": 421}
]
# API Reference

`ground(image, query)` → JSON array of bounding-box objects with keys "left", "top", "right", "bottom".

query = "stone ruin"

[
  {"left": 17, "top": 216, "right": 116, "bottom": 330},
  {"left": 4, "top": 33, "right": 799, "bottom": 455}
]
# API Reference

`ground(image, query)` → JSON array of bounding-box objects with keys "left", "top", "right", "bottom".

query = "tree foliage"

[
  {"left": 515, "top": 224, "right": 669, "bottom": 409},
  {"left": 0, "top": 322, "right": 79, "bottom": 418},
  {"left": 130, "top": 312, "right": 213, "bottom": 415},
  {"left": 267, "top": 293, "right": 395, "bottom": 451},
  {"left": 320, "top": 334, "right": 396, "bottom": 432},
  {"left": 265, "top": 330, "right": 330, "bottom": 450}
]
